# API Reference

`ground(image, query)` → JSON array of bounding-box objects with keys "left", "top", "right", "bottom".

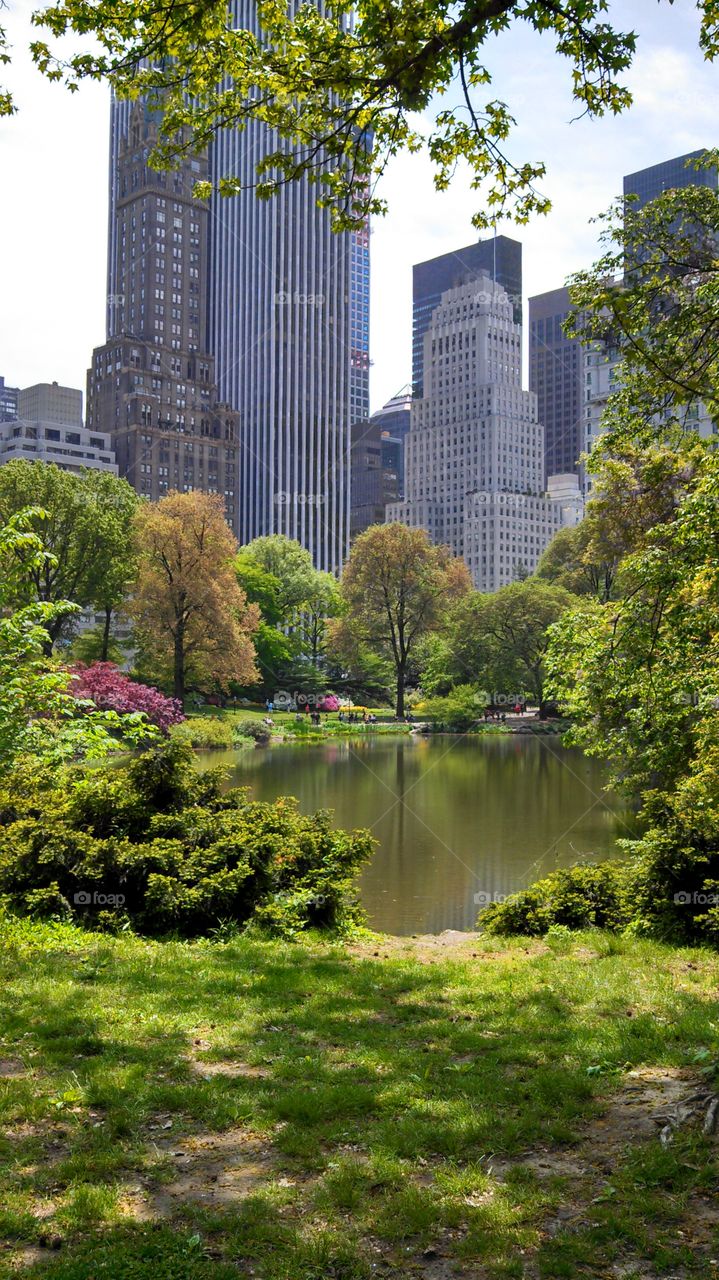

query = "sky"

[{"left": 0, "top": 0, "right": 717, "bottom": 413}]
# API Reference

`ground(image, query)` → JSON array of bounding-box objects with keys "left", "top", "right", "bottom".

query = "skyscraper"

[
  {"left": 101, "top": 3, "right": 368, "bottom": 568},
  {"left": 412, "top": 236, "right": 522, "bottom": 397},
  {"left": 88, "top": 103, "right": 240, "bottom": 521},
  {"left": 528, "top": 286, "right": 584, "bottom": 486},
  {"left": 204, "top": 1, "right": 369, "bottom": 572},
  {"left": 624, "top": 149, "right": 718, "bottom": 210},
  {"left": 389, "top": 274, "right": 582, "bottom": 591}
]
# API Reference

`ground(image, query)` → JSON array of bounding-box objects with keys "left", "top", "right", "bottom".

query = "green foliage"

[
  {"left": 0, "top": 740, "right": 373, "bottom": 937},
  {"left": 18, "top": 2, "right": 714, "bottom": 233},
  {"left": 535, "top": 522, "right": 618, "bottom": 602},
  {"left": 0, "top": 508, "right": 151, "bottom": 767},
  {"left": 448, "top": 579, "right": 578, "bottom": 710},
  {"left": 568, "top": 158, "right": 719, "bottom": 435},
  {"left": 236, "top": 536, "right": 340, "bottom": 693},
  {"left": 333, "top": 524, "right": 471, "bottom": 717},
  {"left": 416, "top": 684, "right": 488, "bottom": 731},
  {"left": 0, "top": 461, "right": 138, "bottom": 652},
  {"left": 169, "top": 716, "right": 235, "bottom": 749},
  {"left": 233, "top": 718, "right": 272, "bottom": 745},
  {"left": 480, "top": 863, "right": 632, "bottom": 937}
]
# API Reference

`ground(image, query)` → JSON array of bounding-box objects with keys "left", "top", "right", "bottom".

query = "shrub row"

[{"left": 169, "top": 716, "right": 271, "bottom": 749}]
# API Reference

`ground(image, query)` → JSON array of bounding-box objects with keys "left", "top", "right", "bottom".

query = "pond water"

[{"left": 198, "top": 734, "right": 633, "bottom": 936}]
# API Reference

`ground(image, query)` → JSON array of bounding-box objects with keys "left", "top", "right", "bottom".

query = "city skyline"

[{"left": 1, "top": 1, "right": 716, "bottom": 412}]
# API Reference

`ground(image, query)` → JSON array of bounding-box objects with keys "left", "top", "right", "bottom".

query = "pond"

[{"left": 198, "top": 734, "right": 633, "bottom": 936}]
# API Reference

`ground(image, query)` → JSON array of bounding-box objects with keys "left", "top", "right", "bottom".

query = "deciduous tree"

[
  {"left": 449, "top": 579, "right": 576, "bottom": 712},
  {"left": 7, "top": 4, "right": 719, "bottom": 230},
  {"left": 0, "top": 462, "right": 139, "bottom": 653},
  {"left": 333, "top": 523, "right": 470, "bottom": 717},
  {"left": 131, "top": 492, "right": 259, "bottom": 706}
]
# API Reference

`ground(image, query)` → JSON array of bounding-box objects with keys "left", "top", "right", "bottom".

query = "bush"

[
  {"left": 480, "top": 862, "right": 632, "bottom": 936},
  {"left": 415, "top": 684, "right": 489, "bottom": 731},
  {"left": 0, "top": 741, "right": 374, "bottom": 938},
  {"left": 234, "top": 718, "right": 272, "bottom": 745},
  {"left": 169, "top": 716, "right": 234, "bottom": 749},
  {"left": 71, "top": 663, "right": 184, "bottom": 732}
]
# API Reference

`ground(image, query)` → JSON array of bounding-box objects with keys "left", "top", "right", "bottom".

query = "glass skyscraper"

[
  {"left": 624, "top": 149, "right": 718, "bottom": 210},
  {"left": 106, "top": 0, "right": 370, "bottom": 572}
]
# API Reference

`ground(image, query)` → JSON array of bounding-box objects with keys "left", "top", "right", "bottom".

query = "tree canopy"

[
  {"left": 448, "top": 579, "right": 576, "bottom": 712},
  {"left": 131, "top": 491, "right": 259, "bottom": 705},
  {"left": 6, "top": 2, "right": 719, "bottom": 228},
  {"left": 332, "top": 522, "right": 470, "bottom": 717},
  {"left": 0, "top": 462, "right": 139, "bottom": 653}
]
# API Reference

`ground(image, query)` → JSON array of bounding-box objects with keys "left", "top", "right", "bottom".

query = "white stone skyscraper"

[{"left": 388, "top": 273, "right": 582, "bottom": 591}]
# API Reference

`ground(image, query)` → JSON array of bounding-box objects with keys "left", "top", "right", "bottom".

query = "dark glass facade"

[
  {"left": 624, "top": 150, "right": 717, "bottom": 209},
  {"left": 412, "top": 236, "right": 522, "bottom": 397},
  {"left": 528, "top": 287, "right": 584, "bottom": 485}
]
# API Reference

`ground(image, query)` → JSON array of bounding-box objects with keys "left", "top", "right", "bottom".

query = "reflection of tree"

[{"left": 214, "top": 738, "right": 628, "bottom": 935}]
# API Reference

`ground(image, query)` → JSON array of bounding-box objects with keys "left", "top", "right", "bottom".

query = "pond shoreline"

[{"left": 185, "top": 719, "right": 571, "bottom": 751}]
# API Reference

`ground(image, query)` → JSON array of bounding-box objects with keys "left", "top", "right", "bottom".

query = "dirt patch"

[
  {"left": 0, "top": 1058, "right": 28, "bottom": 1078},
  {"left": 188, "top": 1057, "right": 270, "bottom": 1080},
  {"left": 133, "top": 1128, "right": 277, "bottom": 1217},
  {"left": 7, "top": 1244, "right": 54, "bottom": 1271}
]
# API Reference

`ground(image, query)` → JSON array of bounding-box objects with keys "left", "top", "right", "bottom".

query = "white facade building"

[
  {"left": 0, "top": 382, "right": 117, "bottom": 475},
  {"left": 388, "top": 275, "right": 583, "bottom": 591}
]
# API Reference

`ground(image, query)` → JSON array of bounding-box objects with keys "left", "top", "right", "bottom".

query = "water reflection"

[{"left": 199, "top": 735, "right": 631, "bottom": 935}]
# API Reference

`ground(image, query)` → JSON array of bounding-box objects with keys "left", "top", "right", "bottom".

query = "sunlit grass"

[{"left": 1, "top": 920, "right": 718, "bottom": 1276}]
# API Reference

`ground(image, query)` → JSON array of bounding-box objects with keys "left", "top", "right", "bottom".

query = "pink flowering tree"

[{"left": 70, "top": 663, "right": 184, "bottom": 733}]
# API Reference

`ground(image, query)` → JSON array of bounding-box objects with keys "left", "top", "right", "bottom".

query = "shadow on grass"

[{"left": 1, "top": 933, "right": 718, "bottom": 1277}]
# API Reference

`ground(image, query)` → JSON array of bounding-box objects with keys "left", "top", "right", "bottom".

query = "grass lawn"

[{"left": 2, "top": 921, "right": 719, "bottom": 1278}]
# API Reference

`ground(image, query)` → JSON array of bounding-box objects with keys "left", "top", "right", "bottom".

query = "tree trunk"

[
  {"left": 395, "top": 665, "right": 405, "bottom": 719},
  {"left": 100, "top": 607, "right": 112, "bottom": 662},
  {"left": 173, "top": 621, "right": 185, "bottom": 707}
]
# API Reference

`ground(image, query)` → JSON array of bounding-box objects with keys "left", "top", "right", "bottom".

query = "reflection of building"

[
  {"left": 88, "top": 103, "right": 240, "bottom": 524},
  {"left": 0, "top": 381, "right": 117, "bottom": 474},
  {"left": 529, "top": 287, "right": 584, "bottom": 487},
  {"left": 389, "top": 274, "right": 582, "bottom": 591},
  {"left": 0, "top": 376, "right": 19, "bottom": 423},
  {"left": 413, "top": 237, "right": 522, "bottom": 397}
]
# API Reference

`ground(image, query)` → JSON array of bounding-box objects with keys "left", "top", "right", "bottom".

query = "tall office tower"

[
  {"left": 0, "top": 376, "right": 18, "bottom": 423},
  {"left": 197, "top": 3, "right": 369, "bottom": 573},
  {"left": 412, "top": 236, "right": 521, "bottom": 397},
  {"left": 624, "top": 149, "right": 718, "bottom": 211},
  {"left": 89, "top": 102, "right": 240, "bottom": 523},
  {"left": 528, "top": 287, "right": 585, "bottom": 487},
  {"left": 389, "top": 274, "right": 582, "bottom": 591}
]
